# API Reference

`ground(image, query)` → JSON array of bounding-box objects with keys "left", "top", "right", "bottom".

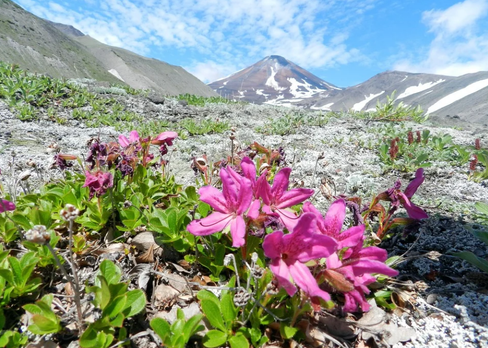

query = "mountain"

[
  {"left": 0, "top": 0, "right": 216, "bottom": 97},
  {"left": 208, "top": 55, "right": 340, "bottom": 106},
  {"left": 304, "top": 70, "right": 488, "bottom": 125},
  {"left": 210, "top": 55, "right": 488, "bottom": 126}
]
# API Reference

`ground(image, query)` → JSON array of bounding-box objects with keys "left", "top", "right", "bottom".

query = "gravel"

[{"left": 1, "top": 95, "right": 488, "bottom": 347}]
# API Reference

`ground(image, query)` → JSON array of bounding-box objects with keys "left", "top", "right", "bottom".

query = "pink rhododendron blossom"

[
  {"left": 118, "top": 130, "right": 140, "bottom": 148},
  {"left": 0, "top": 199, "right": 15, "bottom": 213},
  {"left": 303, "top": 200, "right": 366, "bottom": 250},
  {"left": 187, "top": 165, "right": 258, "bottom": 247},
  {"left": 257, "top": 167, "right": 314, "bottom": 230},
  {"left": 151, "top": 131, "right": 178, "bottom": 146},
  {"left": 322, "top": 233, "right": 399, "bottom": 312},
  {"left": 83, "top": 170, "right": 114, "bottom": 199},
  {"left": 263, "top": 213, "right": 337, "bottom": 302},
  {"left": 377, "top": 168, "right": 428, "bottom": 219}
]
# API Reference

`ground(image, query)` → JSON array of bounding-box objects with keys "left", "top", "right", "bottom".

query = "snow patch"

[
  {"left": 397, "top": 79, "right": 445, "bottom": 99},
  {"left": 311, "top": 103, "right": 334, "bottom": 110},
  {"left": 400, "top": 75, "right": 408, "bottom": 82},
  {"left": 352, "top": 91, "right": 384, "bottom": 111},
  {"left": 256, "top": 89, "right": 269, "bottom": 97},
  {"left": 287, "top": 77, "right": 327, "bottom": 98},
  {"left": 108, "top": 69, "right": 124, "bottom": 82},
  {"left": 427, "top": 78, "right": 488, "bottom": 114},
  {"left": 265, "top": 67, "right": 286, "bottom": 91}
]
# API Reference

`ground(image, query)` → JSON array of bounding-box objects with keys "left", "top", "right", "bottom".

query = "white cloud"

[
  {"left": 187, "top": 61, "right": 238, "bottom": 84},
  {"left": 15, "top": 0, "right": 379, "bottom": 81},
  {"left": 394, "top": 0, "right": 488, "bottom": 76},
  {"left": 423, "top": 0, "right": 488, "bottom": 34}
]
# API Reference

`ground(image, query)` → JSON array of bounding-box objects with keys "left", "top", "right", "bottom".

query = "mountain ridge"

[
  {"left": 209, "top": 57, "right": 488, "bottom": 126},
  {"left": 0, "top": 0, "right": 216, "bottom": 97}
]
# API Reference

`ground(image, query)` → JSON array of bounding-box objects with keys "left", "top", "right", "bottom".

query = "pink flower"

[
  {"left": 322, "top": 233, "right": 399, "bottom": 312},
  {"left": 83, "top": 170, "right": 114, "bottom": 199},
  {"left": 303, "top": 199, "right": 365, "bottom": 250},
  {"left": 377, "top": 168, "right": 428, "bottom": 219},
  {"left": 118, "top": 130, "right": 140, "bottom": 148},
  {"left": 257, "top": 167, "right": 314, "bottom": 230},
  {"left": 263, "top": 213, "right": 337, "bottom": 302},
  {"left": 151, "top": 131, "right": 178, "bottom": 146},
  {"left": 0, "top": 199, "right": 15, "bottom": 213},
  {"left": 187, "top": 166, "right": 258, "bottom": 247}
]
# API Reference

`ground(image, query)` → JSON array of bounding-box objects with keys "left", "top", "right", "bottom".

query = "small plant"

[
  {"left": 450, "top": 202, "right": 488, "bottom": 273},
  {"left": 22, "top": 294, "right": 62, "bottom": 335},
  {"left": 177, "top": 118, "right": 230, "bottom": 136},
  {"left": 80, "top": 260, "right": 146, "bottom": 348},
  {"left": 370, "top": 91, "right": 427, "bottom": 122},
  {"left": 150, "top": 309, "right": 204, "bottom": 348}
]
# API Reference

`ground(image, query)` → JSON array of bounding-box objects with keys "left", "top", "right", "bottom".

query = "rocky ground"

[{"left": 1, "top": 93, "right": 488, "bottom": 348}]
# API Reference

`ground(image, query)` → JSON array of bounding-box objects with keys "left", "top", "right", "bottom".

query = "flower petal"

[
  {"left": 118, "top": 134, "right": 130, "bottom": 147},
  {"left": 198, "top": 186, "right": 230, "bottom": 213},
  {"left": 349, "top": 259, "right": 399, "bottom": 277},
  {"left": 399, "top": 192, "right": 428, "bottom": 219},
  {"left": 289, "top": 261, "right": 331, "bottom": 302},
  {"left": 302, "top": 202, "right": 326, "bottom": 230},
  {"left": 221, "top": 168, "right": 239, "bottom": 209},
  {"left": 336, "top": 225, "right": 365, "bottom": 249},
  {"left": 240, "top": 157, "right": 256, "bottom": 184},
  {"left": 129, "top": 130, "right": 139, "bottom": 143},
  {"left": 404, "top": 168, "right": 424, "bottom": 199},
  {"left": 235, "top": 175, "right": 253, "bottom": 215},
  {"left": 247, "top": 199, "right": 261, "bottom": 220},
  {"left": 151, "top": 131, "right": 178, "bottom": 145},
  {"left": 277, "top": 188, "right": 314, "bottom": 209},
  {"left": 230, "top": 215, "right": 246, "bottom": 247},
  {"left": 0, "top": 199, "right": 15, "bottom": 213},
  {"left": 323, "top": 199, "right": 346, "bottom": 236},
  {"left": 270, "top": 258, "right": 296, "bottom": 296},
  {"left": 270, "top": 167, "right": 291, "bottom": 200},
  {"left": 263, "top": 230, "right": 284, "bottom": 260},
  {"left": 256, "top": 173, "right": 272, "bottom": 205},
  {"left": 283, "top": 213, "right": 337, "bottom": 261},
  {"left": 187, "top": 212, "right": 232, "bottom": 236},
  {"left": 275, "top": 207, "right": 300, "bottom": 231}
]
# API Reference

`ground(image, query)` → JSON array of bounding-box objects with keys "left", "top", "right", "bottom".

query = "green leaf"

[
  {"left": 182, "top": 314, "right": 204, "bottom": 341},
  {"left": 280, "top": 322, "right": 299, "bottom": 339},
  {"left": 150, "top": 317, "right": 171, "bottom": 341},
  {"left": 28, "top": 314, "right": 61, "bottom": 334},
  {"left": 197, "top": 290, "right": 226, "bottom": 331},
  {"left": 471, "top": 230, "right": 488, "bottom": 246},
  {"left": 200, "top": 298, "right": 225, "bottom": 331},
  {"left": 102, "top": 295, "right": 126, "bottom": 319},
  {"left": 10, "top": 214, "right": 32, "bottom": 230},
  {"left": 99, "top": 260, "right": 121, "bottom": 285},
  {"left": 220, "top": 290, "right": 237, "bottom": 326},
  {"left": 229, "top": 333, "right": 249, "bottom": 348},
  {"left": 451, "top": 251, "right": 488, "bottom": 273},
  {"left": 123, "top": 289, "right": 146, "bottom": 317},
  {"left": 475, "top": 201, "right": 488, "bottom": 215},
  {"left": 202, "top": 330, "right": 228, "bottom": 348}
]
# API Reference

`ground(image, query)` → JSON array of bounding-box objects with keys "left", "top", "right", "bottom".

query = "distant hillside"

[
  {"left": 0, "top": 0, "right": 120, "bottom": 83},
  {"left": 304, "top": 70, "right": 488, "bottom": 126},
  {"left": 0, "top": 0, "right": 217, "bottom": 97}
]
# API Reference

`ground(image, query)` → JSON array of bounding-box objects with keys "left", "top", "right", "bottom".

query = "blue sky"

[{"left": 13, "top": 0, "right": 488, "bottom": 87}]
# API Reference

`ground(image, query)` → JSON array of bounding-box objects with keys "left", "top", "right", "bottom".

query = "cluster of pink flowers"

[
  {"left": 188, "top": 157, "right": 427, "bottom": 312},
  {"left": 81, "top": 130, "right": 177, "bottom": 199}
]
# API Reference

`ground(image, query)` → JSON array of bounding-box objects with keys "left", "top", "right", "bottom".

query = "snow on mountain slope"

[{"left": 208, "top": 55, "right": 340, "bottom": 105}]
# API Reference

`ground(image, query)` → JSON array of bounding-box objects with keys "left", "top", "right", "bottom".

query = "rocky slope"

[
  {"left": 1, "top": 87, "right": 488, "bottom": 347},
  {"left": 0, "top": 0, "right": 216, "bottom": 97}
]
